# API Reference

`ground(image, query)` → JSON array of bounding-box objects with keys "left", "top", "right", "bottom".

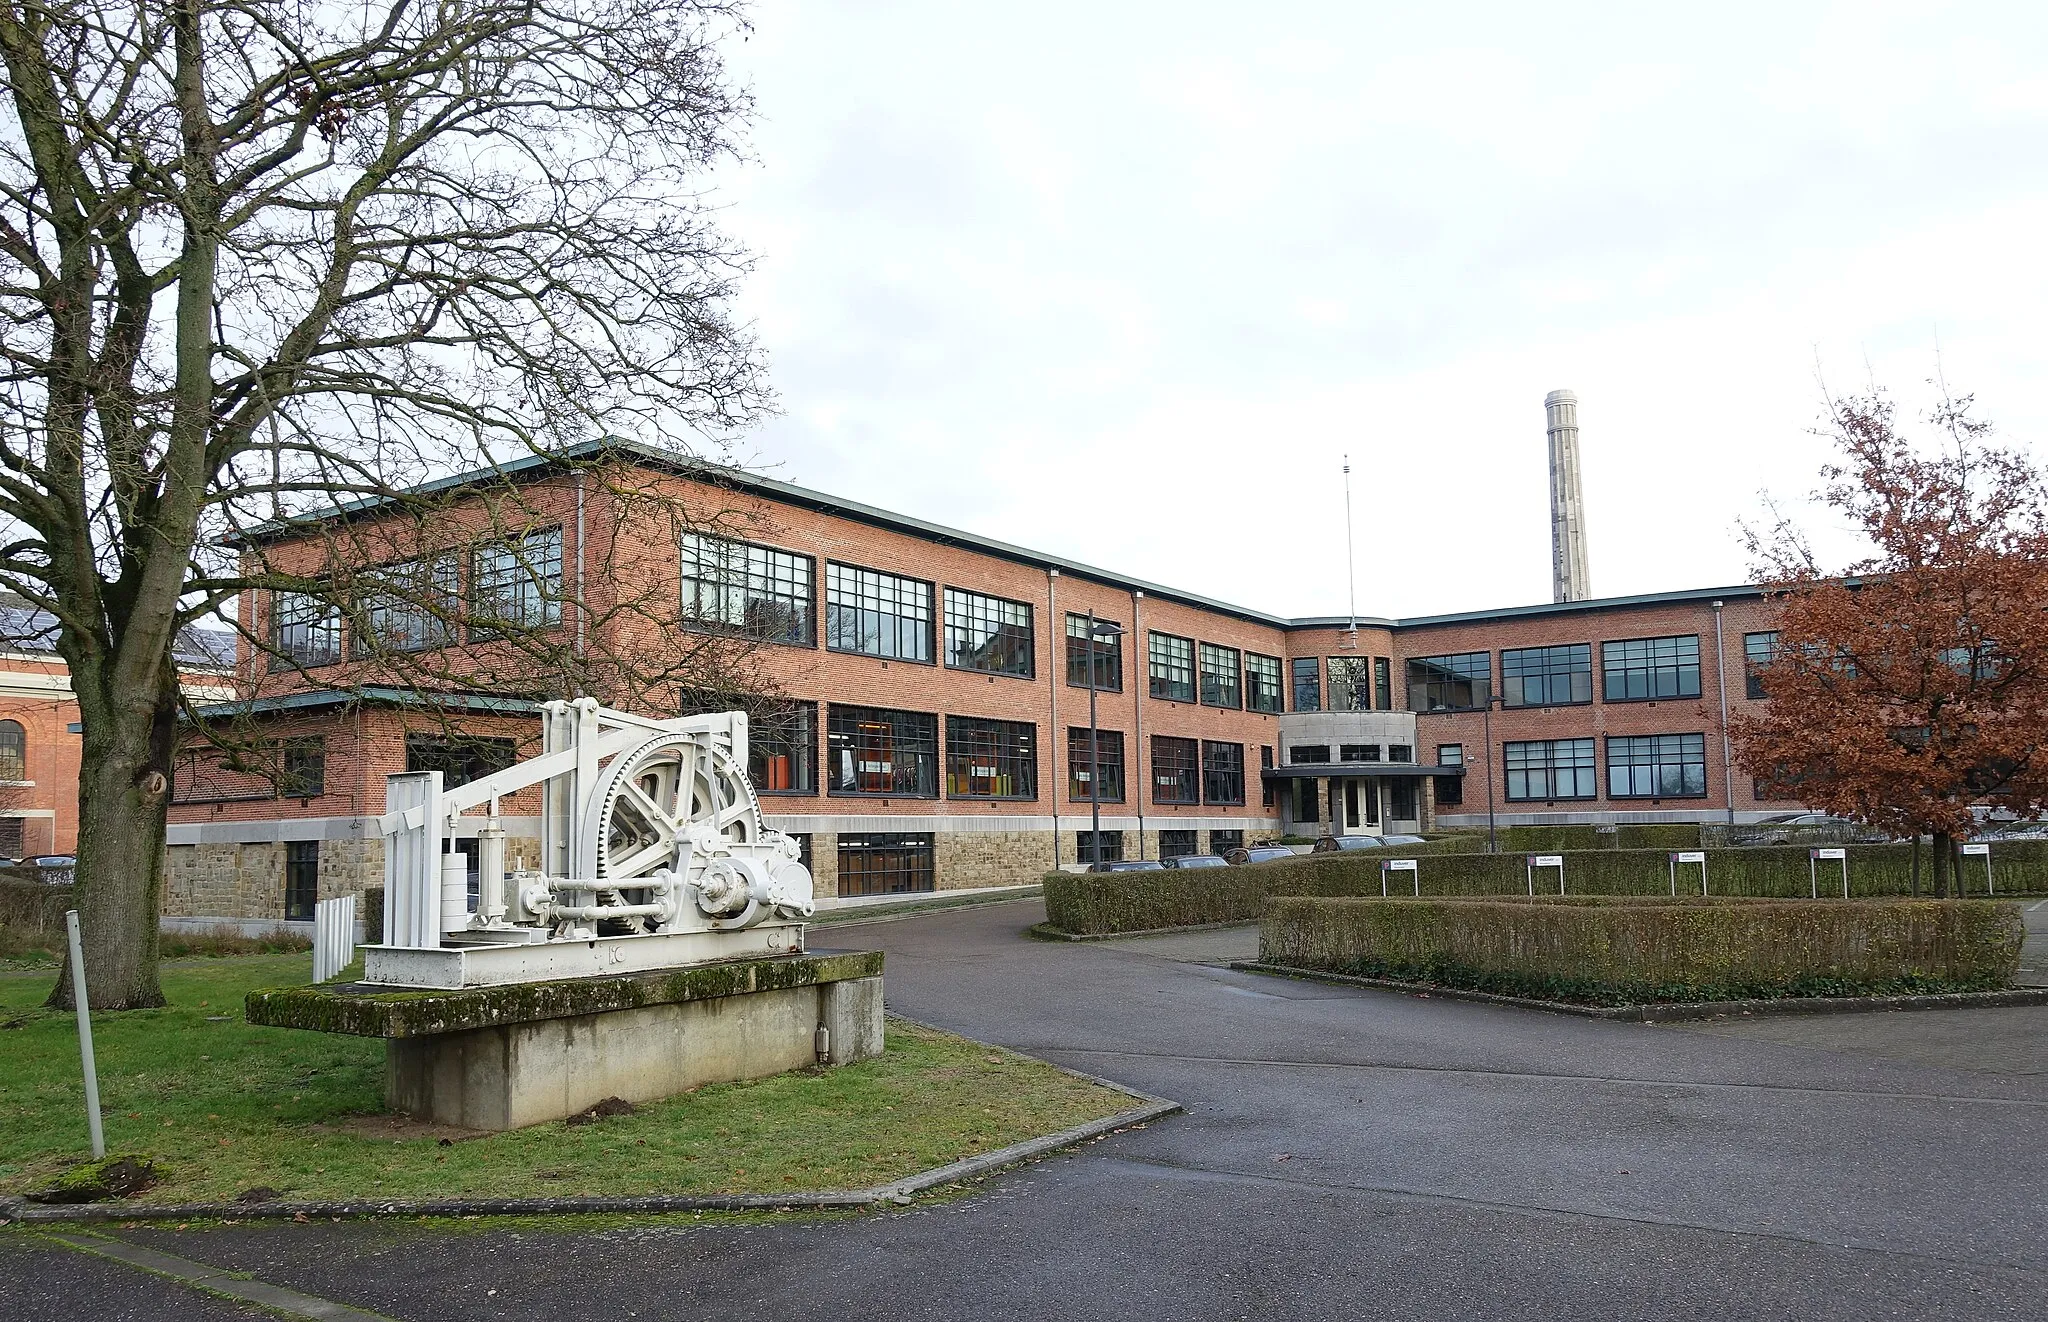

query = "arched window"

[{"left": 0, "top": 720, "right": 24, "bottom": 781}]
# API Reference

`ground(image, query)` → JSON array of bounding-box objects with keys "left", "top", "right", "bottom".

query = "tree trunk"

[
  {"left": 46, "top": 684, "right": 176, "bottom": 1010},
  {"left": 1930, "top": 829, "right": 1952, "bottom": 899}
]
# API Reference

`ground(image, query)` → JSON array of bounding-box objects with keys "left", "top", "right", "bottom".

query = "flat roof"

[
  {"left": 190, "top": 688, "right": 542, "bottom": 720},
  {"left": 239, "top": 437, "right": 1766, "bottom": 634}
]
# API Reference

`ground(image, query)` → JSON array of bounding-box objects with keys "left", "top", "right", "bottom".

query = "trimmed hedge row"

[
  {"left": 1040, "top": 840, "right": 2048, "bottom": 936},
  {"left": 1259, "top": 895, "right": 2024, "bottom": 1003}
]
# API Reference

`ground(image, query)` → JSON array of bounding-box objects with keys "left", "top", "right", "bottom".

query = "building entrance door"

[{"left": 1342, "top": 780, "right": 1378, "bottom": 833}]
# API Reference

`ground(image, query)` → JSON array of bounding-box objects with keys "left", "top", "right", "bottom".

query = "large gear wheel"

[{"left": 578, "top": 731, "right": 763, "bottom": 884}]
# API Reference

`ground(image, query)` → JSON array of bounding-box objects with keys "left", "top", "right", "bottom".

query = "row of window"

[
  {"left": 1288, "top": 656, "right": 1395, "bottom": 712},
  {"left": 0, "top": 720, "right": 25, "bottom": 782},
  {"left": 1286, "top": 742, "right": 1415, "bottom": 764},
  {"left": 1501, "top": 733, "right": 1709, "bottom": 802},
  {"left": 273, "top": 528, "right": 566, "bottom": 667},
  {"left": 749, "top": 701, "right": 1259, "bottom": 806},
  {"left": 1408, "top": 635, "right": 1707, "bottom": 711}
]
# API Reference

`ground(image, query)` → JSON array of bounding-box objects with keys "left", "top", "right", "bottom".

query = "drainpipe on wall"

[
  {"left": 573, "top": 470, "right": 587, "bottom": 661},
  {"left": 1047, "top": 568, "right": 1060, "bottom": 868},
  {"left": 1712, "top": 600, "right": 1734, "bottom": 826},
  {"left": 1131, "top": 589, "right": 1145, "bottom": 857}
]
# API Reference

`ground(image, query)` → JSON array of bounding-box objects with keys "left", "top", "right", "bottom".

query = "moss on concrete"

[{"left": 246, "top": 949, "right": 884, "bottom": 1038}]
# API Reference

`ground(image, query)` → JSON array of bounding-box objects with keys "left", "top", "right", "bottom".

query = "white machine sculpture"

[{"left": 362, "top": 699, "right": 815, "bottom": 989}]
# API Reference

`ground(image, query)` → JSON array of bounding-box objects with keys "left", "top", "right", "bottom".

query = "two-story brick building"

[{"left": 162, "top": 443, "right": 1799, "bottom": 919}]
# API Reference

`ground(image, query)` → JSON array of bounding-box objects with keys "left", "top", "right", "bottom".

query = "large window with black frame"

[
  {"left": 1406, "top": 652, "right": 1491, "bottom": 711},
  {"left": 1151, "top": 735, "right": 1200, "bottom": 804},
  {"left": 1501, "top": 643, "right": 1592, "bottom": 707},
  {"left": 678, "top": 533, "right": 815, "bottom": 645},
  {"left": 1245, "top": 653, "right": 1284, "bottom": 713},
  {"left": 944, "top": 589, "right": 1034, "bottom": 677},
  {"left": 836, "top": 833, "right": 935, "bottom": 897},
  {"left": 1434, "top": 743, "right": 1464, "bottom": 806},
  {"left": 1075, "top": 830, "right": 1123, "bottom": 864},
  {"left": 826, "top": 562, "right": 933, "bottom": 662},
  {"left": 1199, "top": 643, "right": 1242, "bottom": 709},
  {"left": 1149, "top": 632, "right": 1196, "bottom": 702},
  {"left": 945, "top": 717, "right": 1037, "bottom": 799},
  {"left": 749, "top": 700, "right": 817, "bottom": 794},
  {"left": 1504, "top": 738, "right": 1597, "bottom": 801},
  {"left": 1065, "top": 613, "right": 1123, "bottom": 690},
  {"left": 1607, "top": 733, "right": 1708, "bottom": 799},
  {"left": 1326, "top": 656, "right": 1372, "bottom": 711},
  {"left": 356, "top": 552, "right": 459, "bottom": 656},
  {"left": 1601, "top": 635, "right": 1701, "bottom": 701},
  {"left": 471, "top": 527, "right": 563, "bottom": 636},
  {"left": 827, "top": 705, "right": 938, "bottom": 796},
  {"left": 1202, "top": 741, "right": 1245, "bottom": 805},
  {"left": 271, "top": 589, "right": 342, "bottom": 670},
  {"left": 1291, "top": 657, "right": 1321, "bottom": 711},
  {"left": 1067, "top": 727, "right": 1125, "bottom": 802},
  {"left": 1159, "top": 828, "right": 1199, "bottom": 859},
  {"left": 283, "top": 840, "right": 319, "bottom": 922},
  {"left": 405, "top": 733, "right": 519, "bottom": 787},
  {"left": 1743, "top": 631, "right": 1779, "bottom": 700}
]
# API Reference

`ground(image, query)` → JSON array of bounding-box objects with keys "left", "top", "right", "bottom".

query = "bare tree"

[{"left": 0, "top": 0, "right": 773, "bottom": 1007}]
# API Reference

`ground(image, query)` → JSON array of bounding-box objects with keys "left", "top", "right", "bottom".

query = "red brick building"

[{"left": 161, "top": 444, "right": 1799, "bottom": 919}]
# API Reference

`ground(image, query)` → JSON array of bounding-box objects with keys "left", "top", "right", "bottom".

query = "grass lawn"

[{"left": 0, "top": 953, "right": 1132, "bottom": 1206}]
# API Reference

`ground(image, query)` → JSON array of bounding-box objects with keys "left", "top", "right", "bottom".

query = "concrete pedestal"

[{"left": 248, "top": 949, "right": 884, "bottom": 1131}]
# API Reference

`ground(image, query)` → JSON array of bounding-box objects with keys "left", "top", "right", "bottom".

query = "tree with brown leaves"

[{"left": 1732, "top": 389, "right": 2048, "bottom": 896}]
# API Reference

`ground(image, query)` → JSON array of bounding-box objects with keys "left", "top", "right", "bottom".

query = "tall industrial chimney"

[{"left": 1545, "top": 389, "right": 1591, "bottom": 603}]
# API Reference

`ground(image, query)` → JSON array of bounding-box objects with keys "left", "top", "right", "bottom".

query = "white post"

[
  {"left": 1809, "top": 854, "right": 1817, "bottom": 900},
  {"left": 64, "top": 911, "right": 105, "bottom": 1160},
  {"left": 1668, "top": 856, "right": 1676, "bottom": 897},
  {"left": 1840, "top": 857, "right": 1849, "bottom": 900}
]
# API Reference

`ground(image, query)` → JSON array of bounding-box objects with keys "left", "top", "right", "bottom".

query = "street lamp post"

[{"left": 1481, "top": 689, "right": 1502, "bottom": 854}]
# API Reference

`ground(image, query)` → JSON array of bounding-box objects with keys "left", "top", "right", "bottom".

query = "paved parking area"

[{"left": 7, "top": 898, "right": 2046, "bottom": 1321}]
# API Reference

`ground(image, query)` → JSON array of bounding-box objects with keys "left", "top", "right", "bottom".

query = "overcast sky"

[{"left": 712, "top": 1, "right": 2048, "bottom": 620}]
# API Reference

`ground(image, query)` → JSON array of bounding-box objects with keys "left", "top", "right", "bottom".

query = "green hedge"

[
  {"left": 1260, "top": 895, "right": 2024, "bottom": 1003},
  {"left": 1040, "top": 840, "right": 2048, "bottom": 936}
]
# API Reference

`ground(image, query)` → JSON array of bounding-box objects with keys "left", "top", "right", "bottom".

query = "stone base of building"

[{"left": 247, "top": 950, "right": 885, "bottom": 1132}]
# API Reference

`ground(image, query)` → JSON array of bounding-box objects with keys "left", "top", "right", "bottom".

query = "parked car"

[
  {"left": 1986, "top": 821, "right": 2048, "bottom": 840},
  {"left": 1165, "top": 853, "right": 1230, "bottom": 869},
  {"left": 1312, "top": 834, "right": 1384, "bottom": 852},
  {"left": 1377, "top": 834, "right": 1427, "bottom": 846},
  {"left": 1224, "top": 845, "right": 1298, "bottom": 866},
  {"left": 26, "top": 854, "right": 74, "bottom": 883},
  {"left": 1086, "top": 859, "right": 1166, "bottom": 873}
]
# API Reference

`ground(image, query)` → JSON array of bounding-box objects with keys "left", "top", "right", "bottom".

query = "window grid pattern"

[
  {"left": 471, "top": 528, "right": 563, "bottom": 635},
  {"left": 1151, "top": 735, "right": 1200, "bottom": 804},
  {"left": 1744, "top": 630, "right": 1779, "bottom": 700},
  {"left": 0, "top": 720, "right": 23, "bottom": 781},
  {"left": 1374, "top": 658, "right": 1392, "bottom": 711},
  {"left": 1602, "top": 635, "right": 1702, "bottom": 701},
  {"left": 826, "top": 563, "right": 933, "bottom": 662},
  {"left": 1199, "top": 643, "right": 1242, "bottom": 709},
  {"left": 827, "top": 705, "right": 938, "bottom": 797},
  {"left": 836, "top": 833, "right": 934, "bottom": 896},
  {"left": 358, "top": 554, "right": 459, "bottom": 655},
  {"left": 1075, "top": 830, "right": 1124, "bottom": 864},
  {"left": 405, "top": 734, "right": 519, "bottom": 789},
  {"left": 1388, "top": 744, "right": 1413, "bottom": 763},
  {"left": 1326, "top": 657, "right": 1372, "bottom": 711},
  {"left": 1437, "top": 744, "right": 1464, "bottom": 766},
  {"left": 1245, "top": 653, "right": 1284, "bottom": 713},
  {"left": 1504, "top": 738, "right": 1597, "bottom": 801},
  {"left": 1501, "top": 644, "right": 1593, "bottom": 707},
  {"left": 945, "top": 590, "right": 1033, "bottom": 677},
  {"left": 284, "top": 841, "right": 320, "bottom": 922},
  {"left": 1065, "top": 614, "right": 1123, "bottom": 690},
  {"left": 1340, "top": 744, "right": 1380, "bottom": 763},
  {"left": 1202, "top": 741, "right": 1245, "bottom": 805},
  {"left": 1289, "top": 744, "right": 1330, "bottom": 764},
  {"left": 750, "top": 701, "right": 817, "bottom": 794},
  {"left": 1291, "top": 658, "right": 1321, "bottom": 711},
  {"left": 1067, "top": 727, "right": 1126, "bottom": 803},
  {"left": 945, "top": 716, "right": 1038, "bottom": 799},
  {"left": 272, "top": 590, "right": 342, "bottom": 669},
  {"left": 279, "top": 740, "right": 326, "bottom": 798},
  {"left": 1407, "top": 653, "right": 1491, "bottom": 711},
  {"left": 1160, "top": 829, "right": 1199, "bottom": 859},
  {"left": 1149, "top": 632, "right": 1195, "bottom": 702},
  {"left": 679, "top": 534, "right": 815, "bottom": 645},
  {"left": 1608, "top": 733, "right": 1708, "bottom": 799}
]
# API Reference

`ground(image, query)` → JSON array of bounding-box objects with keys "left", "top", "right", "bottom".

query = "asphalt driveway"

[{"left": 6, "top": 898, "right": 2046, "bottom": 1321}]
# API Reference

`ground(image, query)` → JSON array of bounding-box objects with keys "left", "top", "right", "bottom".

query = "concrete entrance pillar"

[
  {"left": 1420, "top": 774, "right": 1437, "bottom": 832},
  {"left": 1315, "top": 776, "right": 1331, "bottom": 836}
]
